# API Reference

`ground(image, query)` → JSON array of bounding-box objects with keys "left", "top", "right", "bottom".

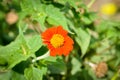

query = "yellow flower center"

[{"left": 50, "top": 34, "right": 64, "bottom": 48}]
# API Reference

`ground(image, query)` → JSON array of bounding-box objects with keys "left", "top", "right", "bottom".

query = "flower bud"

[
  {"left": 6, "top": 10, "right": 18, "bottom": 25},
  {"left": 95, "top": 62, "right": 108, "bottom": 78}
]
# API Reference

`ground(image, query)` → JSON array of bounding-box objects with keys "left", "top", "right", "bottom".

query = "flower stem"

[
  {"left": 32, "top": 51, "right": 50, "bottom": 63},
  {"left": 87, "top": 0, "right": 96, "bottom": 8},
  {"left": 85, "top": 61, "right": 96, "bottom": 70}
]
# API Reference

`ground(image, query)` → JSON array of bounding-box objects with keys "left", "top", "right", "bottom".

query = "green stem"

[
  {"left": 87, "top": 0, "right": 96, "bottom": 8},
  {"left": 32, "top": 51, "right": 50, "bottom": 63}
]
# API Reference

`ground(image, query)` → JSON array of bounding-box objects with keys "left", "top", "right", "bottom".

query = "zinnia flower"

[{"left": 42, "top": 26, "right": 74, "bottom": 56}]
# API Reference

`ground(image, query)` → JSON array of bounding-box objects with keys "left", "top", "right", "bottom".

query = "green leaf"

[
  {"left": 31, "top": 4, "right": 47, "bottom": 31},
  {"left": 67, "top": 19, "right": 91, "bottom": 57},
  {"left": 11, "top": 71, "right": 26, "bottom": 80},
  {"left": 46, "top": 17, "right": 60, "bottom": 26},
  {"left": 71, "top": 57, "right": 82, "bottom": 75},
  {"left": 67, "top": 0, "right": 78, "bottom": 10},
  {"left": 20, "top": 0, "right": 34, "bottom": 13},
  {"left": 75, "top": 28, "right": 91, "bottom": 57},
  {"left": 24, "top": 66, "right": 44, "bottom": 80},
  {"left": 0, "top": 33, "right": 29, "bottom": 69},
  {"left": 47, "top": 57, "right": 66, "bottom": 74},
  {"left": 44, "top": 56, "right": 59, "bottom": 63},
  {"left": 0, "top": 71, "right": 11, "bottom": 80},
  {"left": 90, "top": 54, "right": 113, "bottom": 63},
  {"left": 81, "top": 16, "right": 92, "bottom": 25},
  {"left": 46, "top": 5, "right": 69, "bottom": 32},
  {"left": 0, "top": 70, "right": 26, "bottom": 80},
  {"left": 81, "top": 12, "right": 97, "bottom": 25},
  {"left": 80, "top": 69, "right": 93, "bottom": 80},
  {"left": 0, "top": 56, "right": 7, "bottom": 65},
  {"left": 56, "top": 0, "right": 79, "bottom": 9},
  {"left": 20, "top": 0, "right": 43, "bottom": 13},
  {"left": 88, "top": 12, "right": 97, "bottom": 21},
  {"left": 20, "top": 0, "right": 47, "bottom": 31},
  {"left": 28, "top": 35, "right": 42, "bottom": 53},
  {"left": 0, "top": 28, "right": 42, "bottom": 69}
]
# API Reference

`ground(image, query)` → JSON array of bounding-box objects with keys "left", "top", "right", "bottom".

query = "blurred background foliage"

[{"left": 0, "top": 0, "right": 120, "bottom": 80}]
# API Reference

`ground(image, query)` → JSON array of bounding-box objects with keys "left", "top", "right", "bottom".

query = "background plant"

[{"left": 0, "top": 0, "right": 120, "bottom": 80}]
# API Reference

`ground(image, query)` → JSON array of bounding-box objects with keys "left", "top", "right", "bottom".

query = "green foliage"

[
  {"left": 0, "top": 0, "right": 120, "bottom": 80},
  {"left": 46, "top": 57, "right": 66, "bottom": 74},
  {"left": 75, "top": 27, "right": 91, "bottom": 57},
  {"left": 24, "top": 66, "right": 44, "bottom": 80},
  {"left": 71, "top": 56, "right": 82, "bottom": 75},
  {"left": 0, "top": 33, "right": 29, "bottom": 69}
]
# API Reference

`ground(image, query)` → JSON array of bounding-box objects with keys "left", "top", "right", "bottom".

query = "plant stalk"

[{"left": 32, "top": 51, "right": 50, "bottom": 63}]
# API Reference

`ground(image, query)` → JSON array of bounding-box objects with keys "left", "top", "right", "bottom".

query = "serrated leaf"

[{"left": 24, "top": 66, "right": 44, "bottom": 80}]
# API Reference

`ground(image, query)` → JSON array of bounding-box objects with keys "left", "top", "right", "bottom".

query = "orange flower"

[{"left": 42, "top": 26, "right": 74, "bottom": 56}]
